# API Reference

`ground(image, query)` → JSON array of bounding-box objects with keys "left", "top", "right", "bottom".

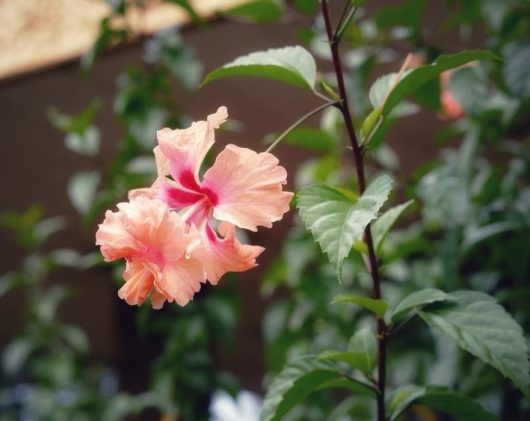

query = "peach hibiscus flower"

[
  {"left": 439, "top": 70, "right": 465, "bottom": 119},
  {"left": 131, "top": 106, "right": 293, "bottom": 284},
  {"left": 96, "top": 196, "right": 205, "bottom": 308}
]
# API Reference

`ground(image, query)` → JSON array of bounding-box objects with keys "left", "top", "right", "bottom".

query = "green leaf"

[
  {"left": 348, "top": 327, "right": 376, "bottom": 374},
  {"left": 34, "top": 216, "right": 67, "bottom": 245},
  {"left": 504, "top": 41, "right": 530, "bottom": 100},
  {"left": 294, "top": 0, "right": 319, "bottom": 15},
  {"left": 35, "top": 286, "right": 68, "bottom": 324},
  {"left": 260, "top": 356, "right": 374, "bottom": 421},
  {"left": 61, "top": 326, "right": 90, "bottom": 353},
  {"left": 383, "top": 50, "right": 498, "bottom": 118},
  {"left": 225, "top": 0, "right": 283, "bottom": 23},
  {"left": 388, "top": 385, "right": 426, "bottom": 421},
  {"left": 79, "top": 252, "right": 103, "bottom": 270},
  {"left": 332, "top": 294, "right": 387, "bottom": 317},
  {"left": 50, "top": 249, "right": 81, "bottom": 267},
  {"left": 48, "top": 100, "right": 102, "bottom": 156},
  {"left": 202, "top": 46, "right": 317, "bottom": 90},
  {"left": 462, "top": 221, "right": 517, "bottom": 251},
  {"left": 391, "top": 288, "right": 451, "bottom": 323},
  {"left": 369, "top": 72, "right": 410, "bottom": 109},
  {"left": 48, "top": 99, "right": 101, "bottom": 133},
  {"left": 328, "top": 396, "right": 374, "bottom": 421},
  {"left": 372, "top": 200, "right": 414, "bottom": 252},
  {"left": 2, "top": 339, "right": 33, "bottom": 375},
  {"left": 102, "top": 393, "right": 136, "bottom": 420},
  {"left": 413, "top": 77, "right": 441, "bottom": 109},
  {"left": 67, "top": 171, "right": 100, "bottom": 214},
  {"left": 64, "top": 127, "right": 101, "bottom": 156},
  {"left": 318, "top": 351, "right": 365, "bottom": 370},
  {"left": 360, "top": 106, "right": 383, "bottom": 144},
  {"left": 389, "top": 386, "right": 497, "bottom": 421},
  {"left": 126, "top": 156, "right": 157, "bottom": 175},
  {"left": 319, "top": 328, "right": 376, "bottom": 375},
  {"left": 320, "top": 79, "right": 340, "bottom": 100},
  {"left": 144, "top": 29, "right": 202, "bottom": 90},
  {"left": 416, "top": 389, "right": 498, "bottom": 421},
  {"left": 297, "top": 175, "right": 393, "bottom": 279},
  {"left": 0, "top": 273, "right": 16, "bottom": 298},
  {"left": 419, "top": 291, "right": 530, "bottom": 394},
  {"left": 1, "top": 209, "right": 67, "bottom": 249}
]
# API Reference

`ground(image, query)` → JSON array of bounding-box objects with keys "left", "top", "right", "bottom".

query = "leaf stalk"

[{"left": 265, "top": 100, "right": 338, "bottom": 153}]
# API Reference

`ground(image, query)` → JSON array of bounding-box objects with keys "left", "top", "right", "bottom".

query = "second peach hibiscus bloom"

[{"left": 96, "top": 107, "right": 293, "bottom": 308}]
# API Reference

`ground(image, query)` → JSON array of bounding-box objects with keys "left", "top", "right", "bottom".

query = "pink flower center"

[
  {"left": 178, "top": 170, "right": 219, "bottom": 206},
  {"left": 162, "top": 169, "right": 220, "bottom": 226}
]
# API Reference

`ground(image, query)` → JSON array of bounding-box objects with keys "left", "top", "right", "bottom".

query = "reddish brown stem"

[{"left": 321, "top": 2, "right": 387, "bottom": 420}]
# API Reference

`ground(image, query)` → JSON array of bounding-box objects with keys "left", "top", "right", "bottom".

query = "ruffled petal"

[
  {"left": 156, "top": 106, "right": 228, "bottom": 185},
  {"left": 154, "top": 256, "right": 206, "bottom": 306},
  {"left": 96, "top": 197, "right": 206, "bottom": 308},
  {"left": 150, "top": 290, "right": 167, "bottom": 310},
  {"left": 95, "top": 209, "right": 138, "bottom": 261},
  {"left": 118, "top": 198, "right": 190, "bottom": 259},
  {"left": 197, "top": 222, "right": 264, "bottom": 284},
  {"left": 128, "top": 178, "right": 163, "bottom": 202},
  {"left": 202, "top": 144, "right": 293, "bottom": 231},
  {"left": 153, "top": 144, "right": 171, "bottom": 177},
  {"left": 118, "top": 260, "right": 157, "bottom": 306}
]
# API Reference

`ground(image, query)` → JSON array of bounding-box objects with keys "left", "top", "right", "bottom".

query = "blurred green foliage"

[{"left": 254, "top": 0, "right": 530, "bottom": 419}]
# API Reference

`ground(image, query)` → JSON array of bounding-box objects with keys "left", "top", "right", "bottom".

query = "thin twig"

[
  {"left": 335, "top": 4, "right": 358, "bottom": 42},
  {"left": 265, "top": 100, "right": 338, "bottom": 153},
  {"left": 334, "top": 0, "right": 354, "bottom": 39},
  {"left": 321, "top": 1, "right": 388, "bottom": 420},
  {"left": 313, "top": 88, "right": 336, "bottom": 103}
]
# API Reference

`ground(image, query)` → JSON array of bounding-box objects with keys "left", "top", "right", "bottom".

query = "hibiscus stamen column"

[{"left": 321, "top": 1, "right": 388, "bottom": 420}]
